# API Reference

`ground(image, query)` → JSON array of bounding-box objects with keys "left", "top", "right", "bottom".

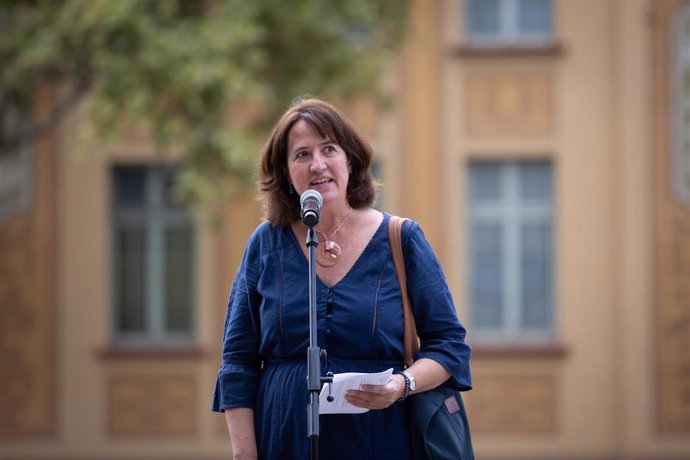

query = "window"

[
  {"left": 672, "top": 4, "right": 690, "bottom": 205},
  {"left": 468, "top": 160, "right": 554, "bottom": 342},
  {"left": 465, "top": 0, "right": 553, "bottom": 47},
  {"left": 0, "top": 95, "right": 32, "bottom": 223},
  {"left": 112, "top": 166, "right": 196, "bottom": 344}
]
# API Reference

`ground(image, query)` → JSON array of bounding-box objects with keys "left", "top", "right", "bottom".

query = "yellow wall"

[{"left": 402, "top": 0, "right": 688, "bottom": 458}]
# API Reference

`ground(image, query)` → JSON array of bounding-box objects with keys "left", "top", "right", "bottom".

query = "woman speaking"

[{"left": 212, "top": 97, "right": 472, "bottom": 459}]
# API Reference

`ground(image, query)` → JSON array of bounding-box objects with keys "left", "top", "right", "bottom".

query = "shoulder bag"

[{"left": 388, "top": 215, "right": 474, "bottom": 460}]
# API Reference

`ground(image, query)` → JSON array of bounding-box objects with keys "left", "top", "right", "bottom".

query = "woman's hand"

[
  {"left": 344, "top": 374, "right": 406, "bottom": 410},
  {"left": 344, "top": 359, "right": 452, "bottom": 410}
]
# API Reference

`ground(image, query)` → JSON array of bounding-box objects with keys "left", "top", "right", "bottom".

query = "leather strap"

[{"left": 388, "top": 215, "right": 420, "bottom": 368}]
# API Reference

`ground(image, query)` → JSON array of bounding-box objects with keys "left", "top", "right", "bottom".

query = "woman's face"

[{"left": 287, "top": 119, "right": 351, "bottom": 209}]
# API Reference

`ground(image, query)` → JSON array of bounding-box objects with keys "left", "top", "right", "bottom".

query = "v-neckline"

[{"left": 288, "top": 213, "right": 388, "bottom": 289}]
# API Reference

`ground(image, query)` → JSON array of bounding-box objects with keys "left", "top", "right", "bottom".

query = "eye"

[
  {"left": 324, "top": 145, "right": 337, "bottom": 154},
  {"left": 294, "top": 150, "right": 310, "bottom": 160}
]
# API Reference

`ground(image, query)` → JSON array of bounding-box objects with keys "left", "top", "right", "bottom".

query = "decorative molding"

[
  {"left": 98, "top": 345, "right": 209, "bottom": 361},
  {"left": 454, "top": 43, "right": 565, "bottom": 59},
  {"left": 471, "top": 343, "right": 568, "bottom": 360},
  {"left": 108, "top": 375, "right": 198, "bottom": 436},
  {"left": 465, "top": 73, "right": 554, "bottom": 138},
  {"left": 465, "top": 374, "right": 556, "bottom": 433}
]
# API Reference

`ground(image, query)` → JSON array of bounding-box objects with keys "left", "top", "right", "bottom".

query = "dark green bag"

[
  {"left": 407, "top": 385, "right": 474, "bottom": 460},
  {"left": 389, "top": 216, "right": 474, "bottom": 460}
]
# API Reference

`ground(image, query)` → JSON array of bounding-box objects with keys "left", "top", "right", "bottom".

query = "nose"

[{"left": 310, "top": 151, "right": 326, "bottom": 172}]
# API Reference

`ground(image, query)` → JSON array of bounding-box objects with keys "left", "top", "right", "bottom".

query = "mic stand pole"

[{"left": 305, "top": 227, "right": 332, "bottom": 460}]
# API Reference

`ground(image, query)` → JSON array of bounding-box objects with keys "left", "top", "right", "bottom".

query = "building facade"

[{"left": 1, "top": 0, "right": 689, "bottom": 458}]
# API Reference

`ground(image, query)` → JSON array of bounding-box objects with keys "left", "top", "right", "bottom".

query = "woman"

[{"left": 212, "top": 97, "right": 471, "bottom": 459}]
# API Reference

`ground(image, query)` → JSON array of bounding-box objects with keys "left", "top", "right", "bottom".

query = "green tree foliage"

[{"left": 0, "top": 0, "right": 406, "bottom": 205}]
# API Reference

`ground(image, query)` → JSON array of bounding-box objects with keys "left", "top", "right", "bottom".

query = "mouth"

[{"left": 310, "top": 178, "right": 333, "bottom": 186}]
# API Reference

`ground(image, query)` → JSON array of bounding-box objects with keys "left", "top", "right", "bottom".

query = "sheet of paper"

[{"left": 319, "top": 368, "right": 394, "bottom": 414}]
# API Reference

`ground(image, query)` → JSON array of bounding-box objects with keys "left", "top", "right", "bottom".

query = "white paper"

[{"left": 319, "top": 368, "right": 394, "bottom": 414}]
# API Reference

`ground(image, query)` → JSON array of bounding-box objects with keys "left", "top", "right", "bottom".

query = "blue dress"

[{"left": 212, "top": 213, "right": 472, "bottom": 459}]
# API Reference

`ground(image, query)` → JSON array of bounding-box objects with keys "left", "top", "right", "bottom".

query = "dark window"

[{"left": 112, "top": 166, "right": 195, "bottom": 344}]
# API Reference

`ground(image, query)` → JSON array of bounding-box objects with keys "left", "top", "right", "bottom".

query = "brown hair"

[{"left": 258, "top": 97, "right": 377, "bottom": 225}]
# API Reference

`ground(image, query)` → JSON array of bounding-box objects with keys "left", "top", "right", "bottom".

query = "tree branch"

[{"left": 1, "top": 76, "right": 91, "bottom": 155}]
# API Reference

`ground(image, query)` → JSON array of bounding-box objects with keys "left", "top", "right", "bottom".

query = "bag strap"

[{"left": 388, "top": 215, "right": 420, "bottom": 368}]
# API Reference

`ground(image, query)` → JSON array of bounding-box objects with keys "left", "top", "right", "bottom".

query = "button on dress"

[{"left": 212, "top": 213, "right": 472, "bottom": 459}]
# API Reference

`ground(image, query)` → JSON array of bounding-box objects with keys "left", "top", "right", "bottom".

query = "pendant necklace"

[{"left": 314, "top": 207, "right": 353, "bottom": 267}]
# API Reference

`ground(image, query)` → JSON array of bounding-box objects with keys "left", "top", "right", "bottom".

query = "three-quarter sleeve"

[
  {"left": 403, "top": 221, "right": 472, "bottom": 391},
  {"left": 211, "top": 234, "right": 263, "bottom": 412}
]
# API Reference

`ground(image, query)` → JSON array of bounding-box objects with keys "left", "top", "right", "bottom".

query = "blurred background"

[{"left": 1, "top": 0, "right": 690, "bottom": 458}]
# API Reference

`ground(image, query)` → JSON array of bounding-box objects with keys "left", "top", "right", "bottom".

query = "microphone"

[{"left": 300, "top": 189, "right": 322, "bottom": 227}]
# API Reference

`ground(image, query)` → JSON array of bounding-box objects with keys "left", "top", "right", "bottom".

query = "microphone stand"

[{"left": 305, "top": 226, "right": 333, "bottom": 460}]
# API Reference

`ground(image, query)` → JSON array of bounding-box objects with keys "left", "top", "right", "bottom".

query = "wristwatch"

[{"left": 399, "top": 370, "right": 417, "bottom": 401}]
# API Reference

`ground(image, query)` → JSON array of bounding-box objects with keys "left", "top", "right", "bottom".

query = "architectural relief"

[
  {"left": 465, "top": 73, "right": 553, "bottom": 137},
  {"left": 108, "top": 375, "right": 198, "bottom": 436},
  {"left": 465, "top": 374, "right": 556, "bottom": 433}
]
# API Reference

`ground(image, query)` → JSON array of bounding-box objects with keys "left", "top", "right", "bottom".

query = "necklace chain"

[
  {"left": 314, "top": 207, "right": 353, "bottom": 266},
  {"left": 315, "top": 207, "right": 353, "bottom": 244}
]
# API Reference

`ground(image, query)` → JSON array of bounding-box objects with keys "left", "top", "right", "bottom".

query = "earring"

[{"left": 289, "top": 183, "right": 294, "bottom": 194}]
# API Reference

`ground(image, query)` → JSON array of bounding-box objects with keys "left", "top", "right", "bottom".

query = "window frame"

[
  {"left": 467, "top": 160, "right": 555, "bottom": 343},
  {"left": 111, "top": 165, "right": 196, "bottom": 346},
  {"left": 464, "top": 0, "right": 554, "bottom": 49}
]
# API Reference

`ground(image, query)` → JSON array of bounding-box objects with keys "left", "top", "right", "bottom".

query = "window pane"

[
  {"left": 519, "top": 0, "right": 552, "bottom": 35},
  {"left": 470, "top": 162, "right": 502, "bottom": 201},
  {"left": 520, "top": 222, "right": 552, "bottom": 329},
  {"left": 466, "top": 0, "right": 500, "bottom": 36},
  {"left": 165, "top": 225, "right": 194, "bottom": 332},
  {"left": 471, "top": 223, "right": 503, "bottom": 328},
  {"left": 114, "top": 167, "right": 146, "bottom": 208},
  {"left": 162, "top": 168, "right": 186, "bottom": 210},
  {"left": 117, "top": 225, "right": 147, "bottom": 332},
  {"left": 519, "top": 161, "right": 552, "bottom": 200},
  {"left": 672, "top": 5, "right": 690, "bottom": 204}
]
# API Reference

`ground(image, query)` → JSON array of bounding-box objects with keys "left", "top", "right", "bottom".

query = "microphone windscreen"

[{"left": 300, "top": 189, "right": 323, "bottom": 208}]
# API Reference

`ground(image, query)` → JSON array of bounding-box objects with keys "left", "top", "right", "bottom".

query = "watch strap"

[{"left": 397, "top": 371, "right": 412, "bottom": 401}]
